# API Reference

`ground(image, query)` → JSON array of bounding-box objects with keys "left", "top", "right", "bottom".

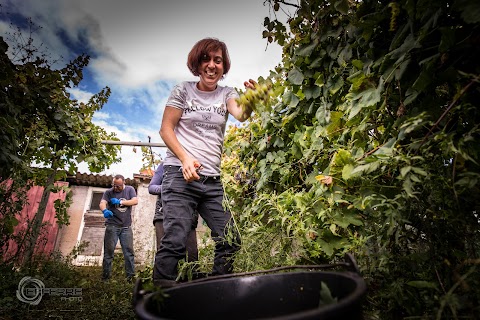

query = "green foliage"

[
  {"left": 224, "top": 0, "right": 480, "bottom": 318},
  {"left": 0, "top": 35, "right": 121, "bottom": 179},
  {"left": 0, "top": 18, "right": 122, "bottom": 265},
  {"left": 177, "top": 229, "right": 216, "bottom": 281},
  {"left": 52, "top": 184, "right": 73, "bottom": 226},
  {"left": 0, "top": 252, "right": 136, "bottom": 319},
  {"left": 136, "top": 230, "right": 216, "bottom": 284},
  {"left": 139, "top": 144, "right": 162, "bottom": 173}
]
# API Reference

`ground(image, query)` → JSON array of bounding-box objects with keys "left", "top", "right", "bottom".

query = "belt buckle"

[{"left": 200, "top": 174, "right": 208, "bottom": 183}]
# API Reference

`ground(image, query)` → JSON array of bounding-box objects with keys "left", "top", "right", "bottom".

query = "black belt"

[
  {"left": 166, "top": 165, "right": 219, "bottom": 183},
  {"left": 198, "top": 175, "right": 220, "bottom": 183}
]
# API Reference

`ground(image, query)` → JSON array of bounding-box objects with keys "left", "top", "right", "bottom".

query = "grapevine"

[{"left": 223, "top": 0, "right": 480, "bottom": 318}]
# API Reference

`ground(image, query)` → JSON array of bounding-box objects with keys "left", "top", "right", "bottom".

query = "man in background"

[{"left": 100, "top": 174, "right": 138, "bottom": 281}]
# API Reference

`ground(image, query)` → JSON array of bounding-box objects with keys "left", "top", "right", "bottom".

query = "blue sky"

[{"left": 0, "top": 0, "right": 293, "bottom": 178}]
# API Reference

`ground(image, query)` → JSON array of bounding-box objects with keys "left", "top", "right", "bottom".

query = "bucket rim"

[{"left": 136, "top": 270, "right": 366, "bottom": 320}]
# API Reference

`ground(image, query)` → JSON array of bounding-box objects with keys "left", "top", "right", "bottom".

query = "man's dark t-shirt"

[{"left": 101, "top": 185, "right": 137, "bottom": 227}]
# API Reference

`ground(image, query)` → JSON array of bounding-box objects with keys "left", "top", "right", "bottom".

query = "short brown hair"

[
  {"left": 113, "top": 174, "right": 125, "bottom": 182},
  {"left": 187, "top": 38, "right": 231, "bottom": 77}
]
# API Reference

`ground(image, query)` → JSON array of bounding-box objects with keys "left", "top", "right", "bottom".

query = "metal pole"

[{"left": 101, "top": 140, "right": 167, "bottom": 147}]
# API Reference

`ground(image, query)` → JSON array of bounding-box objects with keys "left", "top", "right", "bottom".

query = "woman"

[{"left": 153, "top": 37, "right": 256, "bottom": 287}]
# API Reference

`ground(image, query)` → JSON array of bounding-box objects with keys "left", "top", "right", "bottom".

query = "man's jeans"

[
  {"left": 103, "top": 224, "right": 135, "bottom": 279},
  {"left": 153, "top": 165, "right": 240, "bottom": 281}
]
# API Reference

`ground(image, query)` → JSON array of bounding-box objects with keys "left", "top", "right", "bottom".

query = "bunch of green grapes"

[
  {"left": 236, "top": 82, "right": 273, "bottom": 114},
  {"left": 388, "top": 1, "right": 400, "bottom": 32}
]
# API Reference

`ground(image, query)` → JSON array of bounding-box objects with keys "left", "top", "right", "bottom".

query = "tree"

[
  {"left": 223, "top": 0, "right": 480, "bottom": 317},
  {"left": 0, "top": 22, "right": 121, "bottom": 263},
  {"left": 139, "top": 136, "right": 163, "bottom": 173}
]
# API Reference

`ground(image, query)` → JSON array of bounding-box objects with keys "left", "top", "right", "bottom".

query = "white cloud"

[
  {"left": 0, "top": 20, "right": 9, "bottom": 34},
  {"left": 68, "top": 87, "right": 94, "bottom": 104},
  {"left": 47, "top": 0, "right": 286, "bottom": 89},
  {"left": 92, "top": 111, "right": 110, "bottom": 120},
  {"left": 2, "top": 0, "right": 295, "bottom": 177}
]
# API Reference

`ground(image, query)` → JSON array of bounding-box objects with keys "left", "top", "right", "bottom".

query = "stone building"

[{"left": 54, "top": 171, "right": 205, "bottom": 269}]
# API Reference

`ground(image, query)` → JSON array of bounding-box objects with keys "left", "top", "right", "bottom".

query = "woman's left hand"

[{"left": 244, "top": 79, "right": 257, "bottom": 90}]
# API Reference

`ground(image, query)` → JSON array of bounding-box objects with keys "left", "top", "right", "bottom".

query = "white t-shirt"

[{"left": 163, "top": 81, "right": 239, "bottom": 176}]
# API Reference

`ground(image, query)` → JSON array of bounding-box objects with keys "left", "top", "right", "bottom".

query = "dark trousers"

[
  {"left": 154, "top": 220, "right": 198, "bottom": 262},
  {"left": 153, "top": 165, "right": 240, "bottom": 281}
]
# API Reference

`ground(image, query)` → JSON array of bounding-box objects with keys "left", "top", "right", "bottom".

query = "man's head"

[{"left": 112, "top": 174, "right": 125, "bottom": 192}]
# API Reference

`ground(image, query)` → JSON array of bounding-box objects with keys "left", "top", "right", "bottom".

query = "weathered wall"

[
  {"left": 132, "top": 181, "right": 156, "bottom": 267},
  {"left": 55, "top": 185, "right": 88, "bottom": 257}
]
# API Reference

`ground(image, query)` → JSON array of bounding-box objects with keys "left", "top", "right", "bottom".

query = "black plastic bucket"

[{"left": 133, "top": 254, "right": 366, "bottom": 320}]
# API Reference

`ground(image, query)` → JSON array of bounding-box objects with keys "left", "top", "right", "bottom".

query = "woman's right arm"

[{"left": 160, "top": 106, "right": 200, "bottom": 182}]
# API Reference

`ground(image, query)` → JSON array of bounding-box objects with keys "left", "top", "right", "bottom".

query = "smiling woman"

[{"left": 152, "top": 37, "right": 266, "bottom": 287}]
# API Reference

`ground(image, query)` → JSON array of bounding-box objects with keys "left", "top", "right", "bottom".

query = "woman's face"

[{"left": 197, "top": 48, "right": 224, "bottom": 91}]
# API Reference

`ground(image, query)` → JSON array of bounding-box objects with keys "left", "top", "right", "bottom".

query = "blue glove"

[
  {"left": 102, "top": 209, "right": 113, "bottom": 219},
  {"left": 110, "top": 198, "right": 121, "bottom": 205}
]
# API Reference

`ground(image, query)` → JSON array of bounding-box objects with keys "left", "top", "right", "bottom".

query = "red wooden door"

[{"left": 3, "top": 181, "right": 69, "bottom": 260}]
